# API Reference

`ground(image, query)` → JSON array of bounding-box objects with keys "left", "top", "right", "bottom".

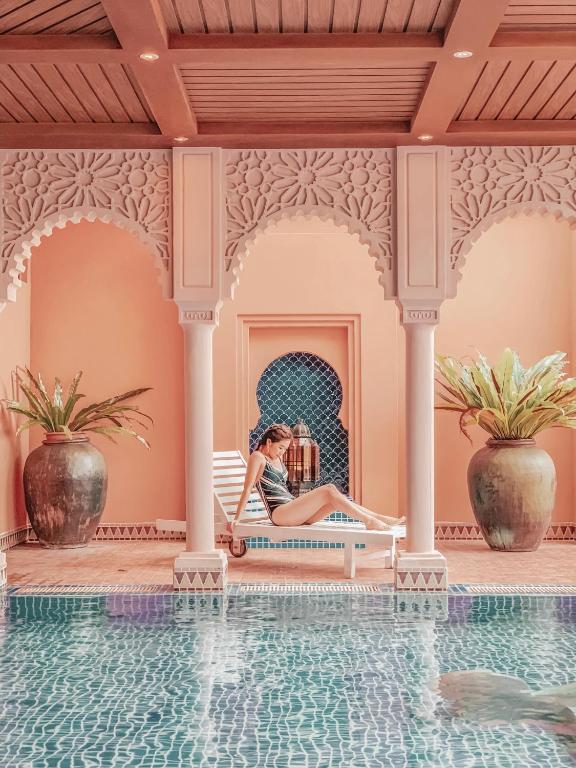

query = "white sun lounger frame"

[{"left": 157, "top": 450, "right": 406, "bottom": 578}]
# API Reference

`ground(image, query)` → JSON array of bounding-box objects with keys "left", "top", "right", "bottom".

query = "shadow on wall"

[{"left": 249, "top": 352, "right": 349, "bottom": 493}]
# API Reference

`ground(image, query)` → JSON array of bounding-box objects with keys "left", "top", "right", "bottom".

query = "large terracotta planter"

[
  {"left": 23, "top": 432, "right": 107, "bottom": 548},
  {"left": 467, "top": 438, "right": 556, "bottom": 551}
]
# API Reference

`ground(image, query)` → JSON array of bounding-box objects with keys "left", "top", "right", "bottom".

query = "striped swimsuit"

[{"left": 257, "top": 457, "right": 294, "bottom": 524}]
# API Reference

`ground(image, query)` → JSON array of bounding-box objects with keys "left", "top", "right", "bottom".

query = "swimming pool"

[{"left": 1, "top": 589, "right": 575, "bottom": 767}]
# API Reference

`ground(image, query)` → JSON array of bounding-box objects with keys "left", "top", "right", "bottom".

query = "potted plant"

[
  {"left": 435, "top": 349, "right": 576, "bottom": 551},
  {"left": 3, "top": 368, "right": 152, "bottom": 548}
]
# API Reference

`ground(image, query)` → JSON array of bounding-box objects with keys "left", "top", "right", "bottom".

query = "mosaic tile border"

[
  {"left": 10, "top": 584, "right": 173, "bottom": 595},
  {"left": 0, "top": 526, "right": 30, "bottom": 551},
  {"left": 239, "top": 583, "right": 387, "bottom": 593},
  {"left": 435, "top": 522, "right": 576, "bottom": 542},
  {"left": 454, "top": 583, "right": 576, "bottom": 595},
  {"left": 7, "top": 583, "right": 576, "bottom": 597},
  {"left": 2, "top": 521, "right": 575, "bottom": 553}
]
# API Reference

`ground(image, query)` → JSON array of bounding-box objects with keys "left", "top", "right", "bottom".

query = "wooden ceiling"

[{"left": 1, "top": 0, "right": 576, "bottom": 148}]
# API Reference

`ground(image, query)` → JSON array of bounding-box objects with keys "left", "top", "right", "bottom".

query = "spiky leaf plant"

[
  {"left": 3, "top": 367, "right": 152, "bottom": 448},
  {"left": 435, "top": 349, "right": 576, "bottom": 443}
]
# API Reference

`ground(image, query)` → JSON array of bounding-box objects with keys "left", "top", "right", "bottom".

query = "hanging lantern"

[{"left": 286, "top": 419, "right": 320, "bottom": 496}]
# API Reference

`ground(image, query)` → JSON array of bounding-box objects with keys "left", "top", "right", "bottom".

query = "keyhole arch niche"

[{"left": 250, "top": 351, "right": 350, "bottom": 493}]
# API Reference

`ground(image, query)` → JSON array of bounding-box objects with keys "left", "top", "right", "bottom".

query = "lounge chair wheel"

[{"left": 229, "top": 539, "right": 247, "bottom": 558}]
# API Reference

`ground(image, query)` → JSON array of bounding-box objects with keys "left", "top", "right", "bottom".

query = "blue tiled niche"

[{"left": 248, "top": 352, "right": 351, "bottom": 549}]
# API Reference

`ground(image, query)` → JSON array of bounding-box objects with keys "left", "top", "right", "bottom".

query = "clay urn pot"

[
  {"left": 23, "top": 432, "right": 108, "bottom": 548},
  {"left": 467, "top": 438, "right": 556, "bottom": 551}
]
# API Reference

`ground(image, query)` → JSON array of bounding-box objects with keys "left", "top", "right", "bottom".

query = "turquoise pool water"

[{"left": 1, "top": 590, "right": 575, "bottom": 767}]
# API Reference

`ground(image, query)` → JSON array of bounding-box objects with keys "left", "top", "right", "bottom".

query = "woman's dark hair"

[{"left": 257, "top": 423, "right": 293, "bottom": 446}]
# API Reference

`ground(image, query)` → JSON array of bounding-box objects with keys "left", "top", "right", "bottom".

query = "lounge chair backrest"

[{"left": 213, "top": 451, "right": 268, "bottom": 529}]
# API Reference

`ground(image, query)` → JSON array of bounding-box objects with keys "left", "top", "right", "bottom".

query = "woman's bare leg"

[
  {"left": 271, "top": 485, "right": 391, "bottom": 530},
  {"left": 351, "top": 502, "right": 405, "bottom": 526}
]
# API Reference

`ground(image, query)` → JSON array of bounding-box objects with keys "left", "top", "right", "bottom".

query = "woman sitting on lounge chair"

[{"left": 231, "top": 423, "right": 405, "bottom": 532}]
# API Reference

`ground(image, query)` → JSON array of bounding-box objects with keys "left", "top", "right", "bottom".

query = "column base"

[
  {"left": 173, "top": 550, "right": 228, "bottom": 591},
  {"left": 394, "top": 551, "right": 448, "bottom": 591},
  {"left": 0, "top": 552, "right": 6, "bottom": 590}
]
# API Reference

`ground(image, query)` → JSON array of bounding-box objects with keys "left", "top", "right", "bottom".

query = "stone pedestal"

[
  {"left": 173, "top": 550, "right": 228, "bottom": 590},
  {"left": 0, "top": 551, "right": 6, "bottom": 589},
  {"left": 395, "top": 552, "right": 447, "bottom": 591}
]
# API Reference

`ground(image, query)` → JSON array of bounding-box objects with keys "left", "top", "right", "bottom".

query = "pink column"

[
  {"left": 395, "top": 310, "right": 447, "bottom": 591},
  {"left": 182, "top": 321, "right": 216, "bottom": 553},
  {"left": 173, "top": 313, "right": 227, "bottom": 590},
  {"left": 405, "top": 321, "right": 436, "bottom": 554}
]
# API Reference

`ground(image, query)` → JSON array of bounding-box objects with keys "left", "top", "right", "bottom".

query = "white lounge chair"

[{"left": 157, "top": 450, "right": 406, "bottom": 579}]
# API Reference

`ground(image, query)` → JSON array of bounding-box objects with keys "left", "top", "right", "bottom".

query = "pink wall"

[
  {"left": 3, "top": 211, "right": 574, "bottom": 532},
  {"left": 436, "top": 214, "right": 575, "bottom": 522},
  {"left": 29, "top": 221, "right": 185, "bottom": 524},
  {"left": 0, "top": 285, "right": 30, "bottom": 536},
  {"left": 214, "top": 216, "right": 402, "bottom": 516}
]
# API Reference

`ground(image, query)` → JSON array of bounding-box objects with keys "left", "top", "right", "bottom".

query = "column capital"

[
  {"left": 177, "top": 301, "right": 221, "bottom": 326},
  {"left": 397, "top": 300, "right": 441, "bottom": 326}
]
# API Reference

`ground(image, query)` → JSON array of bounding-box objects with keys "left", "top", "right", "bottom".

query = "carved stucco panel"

[
  {"left": 450, "top": 145, "right": 576, "bottom": 295},
  {"left": 0, "top": 150, "right": 171, "bottom": 303},
  {"left": 224, "top": 149, "right": 394, "bottom": 298}
]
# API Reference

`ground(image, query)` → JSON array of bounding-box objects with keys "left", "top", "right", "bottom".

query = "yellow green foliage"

[
  {"left": 3, "top": 367, "right": 152, "bottom": 448},
  {"left": 435, "top": 349, "right": 576, "bottom": 441}
]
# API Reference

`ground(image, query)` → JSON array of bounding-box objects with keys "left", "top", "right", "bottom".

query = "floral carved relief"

[
  {"left": 451, "top": 146, "right": 576, "bottom": 288},
  {"left": 224, "top": 149, "right": 394, "bottom": 296},
  {"left": 0, "top": 150, "right": 171, "bottom": 302}
]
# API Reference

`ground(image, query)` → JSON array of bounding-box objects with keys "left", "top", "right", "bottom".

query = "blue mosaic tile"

[
  {"left": 249, "top": 351, "right": 349, "bottom": 493},
  {"left": 1, "top": 593, "right": 576, "bottom": 767}
]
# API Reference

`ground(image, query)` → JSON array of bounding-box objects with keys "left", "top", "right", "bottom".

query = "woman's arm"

[{"left": 231, "top": 452, "right": 264, "bottom": 527}]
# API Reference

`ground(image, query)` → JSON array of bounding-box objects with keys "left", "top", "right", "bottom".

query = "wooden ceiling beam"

[
  {"left": 170, "top": 31, "right": 442, "bottom": 50},
  {"left": 99, "top": 0, "right": 197, "bottom": 136},
  {"left": 410, "top": 0, "right": 509, "bottom": 139},
  {"left": 449, "top": 119, "right": 576, "bottom": 136},
  {"left": 0, "top": 123, "right": 160, "bottom": 137}
]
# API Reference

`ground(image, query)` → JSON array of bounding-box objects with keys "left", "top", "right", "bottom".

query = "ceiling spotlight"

[
  {"left": 174, "top": 136, "right": 189, "bottom": 142},
  {"left": 418, "top": 134, "right": 433, "bottom": 142},
  {"left": 139, "top": 52, "right": 159, "bottom": 62},
  {"left": 453, "top": 50, "right": 473, "bottom": 59}
]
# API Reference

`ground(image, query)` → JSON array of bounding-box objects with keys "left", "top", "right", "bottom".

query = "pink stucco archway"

[
  {"left": 449, "top": 146, "right": 576, "bottom": 296},
  {"left": 223, "top": 148, "right": 395, "bottom": 300},
  {"left": 0, "top": 150, "right": 171, "bottom": 308}
]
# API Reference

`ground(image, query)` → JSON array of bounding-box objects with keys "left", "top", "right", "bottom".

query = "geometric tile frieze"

[{"left": 2, "top": 521, "right": 574, "bottom": 554}]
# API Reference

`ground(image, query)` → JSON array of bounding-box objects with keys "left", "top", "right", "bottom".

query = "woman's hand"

[{"left": 227, "top": 519, "right": 238, "bottom": 536}]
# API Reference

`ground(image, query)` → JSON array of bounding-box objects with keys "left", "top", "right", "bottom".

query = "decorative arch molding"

[
  {"left": 0, "top": 150, "right": 171, "bottom": 305},
  {"left": 224, "top": 149, "right": 394, "bottom": 299},
  {"left": 450, "top": 146, "right": 576, "bottom": 295}
]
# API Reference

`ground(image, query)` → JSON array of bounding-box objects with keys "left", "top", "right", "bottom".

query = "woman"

[{"left": 231, "top": 423, "right": 404, "bottom": 532}]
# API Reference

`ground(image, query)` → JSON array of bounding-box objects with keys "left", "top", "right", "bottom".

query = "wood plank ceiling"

[{"left": 1, "top": 0, "right": 576, "bottom": 148}]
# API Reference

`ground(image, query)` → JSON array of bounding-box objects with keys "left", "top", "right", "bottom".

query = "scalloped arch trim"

[
  {"left": 224, "top": 148, "right": 394, "bottom": 301},
  {"left": 0, "top": 149, "right": 171, "bottom": 309},
  {"left": 449, "top": 201, "right": 576, "bottom": 297},
  {"left": 1, "top": 207, "right": 171, "bottom": 306},
  {"left": 224, "top": 206, "right": 393, "bottom": 300}
]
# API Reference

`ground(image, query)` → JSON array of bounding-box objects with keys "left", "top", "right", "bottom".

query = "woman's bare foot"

[
  {"left": 363, "top": 516, "right": 392, "bottom": 531},
  {"left": 372, "top": 513, "right": 406, "bottom": 526}
]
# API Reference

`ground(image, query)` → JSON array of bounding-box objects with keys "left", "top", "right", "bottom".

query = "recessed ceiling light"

[
  {"left": 174, "top": 136, "right": 189, "bottom": 142},
  {"left": 418, "top": 134, "right": 433, "bottom": 142},
  {"left": 453, "top": 50, "right": 473, "bottom": 59},
  {"left": 139, "top": 52, "right": 159, "bottom": 62}
]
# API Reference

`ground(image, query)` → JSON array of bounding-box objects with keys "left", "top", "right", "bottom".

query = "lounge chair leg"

[{"left": 344, "top": 541, "right": 356, "bottom": 578}]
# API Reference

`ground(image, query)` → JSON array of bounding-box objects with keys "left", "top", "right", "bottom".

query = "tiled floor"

[{"left": 5, "top": 539, "right": 576, "bottom": 585}]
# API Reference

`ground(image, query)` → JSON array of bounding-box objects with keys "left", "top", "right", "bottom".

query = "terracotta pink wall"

[
  {"left": 436, "top": 214, "right": 575, "bottom": 522},
  {"left": 0, "top": 286, "right": 30, "bottom": 536},
  {"left": 216, "top": 213, "right": 576, "bottom": 524},
  {"left": 4, "top": 211, "right": 574, "bottom": 531},
  {"left": 29, "top": 221, "right": 185, "bottom": 524},
  {"left": 214, "top": 216, "right": 402, "bottom": 516}
]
